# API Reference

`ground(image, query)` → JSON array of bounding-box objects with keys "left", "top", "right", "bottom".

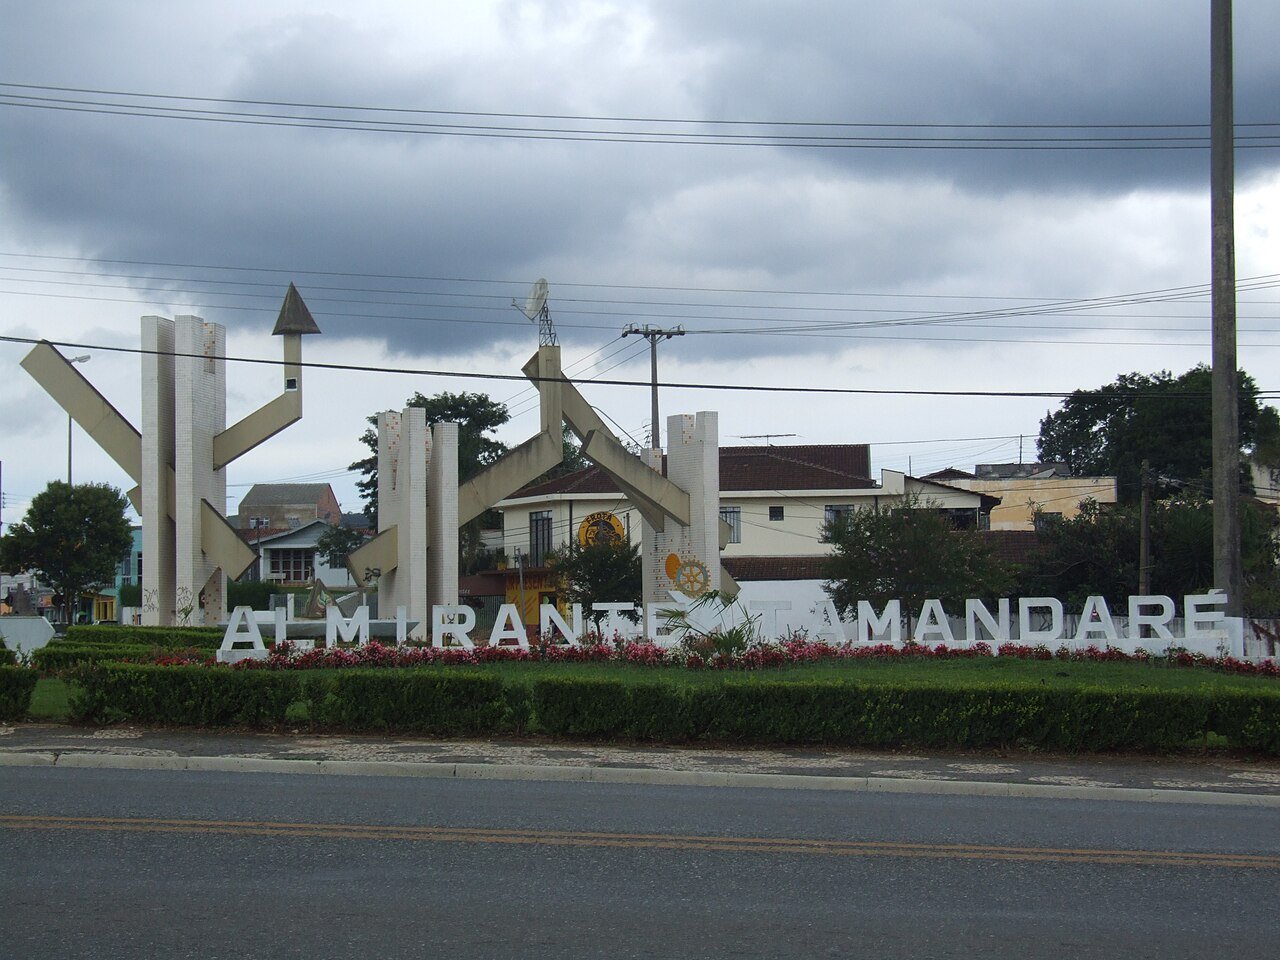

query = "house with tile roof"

[
  {"left": 496, "top": 443, "right": 998, "bottom": 570},
  {"left": 236, "top": 483, "right": 342, "bottom": 531}
]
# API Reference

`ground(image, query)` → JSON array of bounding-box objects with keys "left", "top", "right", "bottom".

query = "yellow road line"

[{"left": 2, "top": 814, "right": 1276, "bottom": 869}]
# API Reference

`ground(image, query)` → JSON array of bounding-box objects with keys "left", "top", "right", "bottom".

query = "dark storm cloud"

[
  {"left": 651, "top": 0, "right": 1280, "bottom": 192},
  {"left": 0, "top": 1, "right": 1273, "bottom": 367}
]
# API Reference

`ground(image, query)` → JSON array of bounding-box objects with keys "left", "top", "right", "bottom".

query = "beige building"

[{"left": 924, "top": 463, "right": 1117, "bottom": 531}]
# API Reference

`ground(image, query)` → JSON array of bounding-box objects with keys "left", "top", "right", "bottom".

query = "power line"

[
  {"left": 7, "top": 82, "right": 1277, "bottom": 131},
  {"left": 6, "top": 332, "right": 1280, "bottom": 400},
  {"left": 4, "top": 84, "right": 1280, "bottom": 150},
  {"left": 8, "top": 249, "right": 1280, "bottom": 304}
]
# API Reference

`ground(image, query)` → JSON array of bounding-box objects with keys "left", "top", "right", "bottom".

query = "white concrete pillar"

[
  {"left": 141, "top": 316, "right": 176, "bottom": 625},
  {"left": 378, "top": 407, "right": 430, "bottom": 639},
  {"left": 428, "top": 420, "right": 460, "bottom": 610},
  {"left": 640, "top": 412, "right": 721, "bottom": 607},
  {"left": 173, "top": 316, "right": 227, "bottom": 625}
]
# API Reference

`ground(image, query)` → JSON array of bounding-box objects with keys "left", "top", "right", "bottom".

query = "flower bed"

[{"left": 148, "top": 634, "right": 1280, "bottom": 680}]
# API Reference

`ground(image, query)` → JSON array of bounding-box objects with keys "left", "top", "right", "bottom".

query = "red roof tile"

[
  {"left": 512, "top": 444, "right": 873, "bottom": 499},
  {"left": 722, "top": 555, "right": 828, "bottom": 581}
]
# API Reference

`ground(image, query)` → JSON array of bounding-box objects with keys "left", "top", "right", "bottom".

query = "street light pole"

[
  {"left": 66, "top": 354, "right": 91, "bottom": 485},
  {"left": 621, "top": 325, "right": 685, "bottom": 450}
]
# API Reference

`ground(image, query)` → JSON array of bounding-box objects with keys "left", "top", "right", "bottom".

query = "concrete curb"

[{"left": 2, "top": 750, "right": 1278, "bottom": 807}]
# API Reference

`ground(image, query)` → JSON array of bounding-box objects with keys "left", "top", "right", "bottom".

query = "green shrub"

[
  {"left": 532, "top": 677, "right": 694, "bottom": 740},
  {"left": 0, "top": 666, "right": 38, "bottom": 720},
  {"left": 51, "top": 663, "right": 1280, "bottom": 755},
  {"left": 34, "top": 644, "right": 166, "bottom": 671},
  {"left": 0, "top": 642, "right": 17, "bottom": 666},
  {"left": 64, "top": 625, "right": 222, "bottom": 651},
  {"left": 70, "top": 664, "right": 300, "bottom": 726},
  {"left": 1211, "top": 692, "right": 1280, "bottom": 753},
  {"left": 305, "top": 670, "right": 525, "bottom": 735}
]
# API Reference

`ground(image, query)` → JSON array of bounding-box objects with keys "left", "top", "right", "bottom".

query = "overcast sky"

[{"left": 2, "top": 1, "right": 1279, "bottom": 527}]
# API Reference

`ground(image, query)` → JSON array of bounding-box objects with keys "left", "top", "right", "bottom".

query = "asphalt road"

[{"left": 2, "top": 766, "right": 1278, "bottom": 959}]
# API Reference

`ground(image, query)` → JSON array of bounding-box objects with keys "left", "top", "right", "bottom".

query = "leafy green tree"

[
  {"left": 1037, "top": 365, "right": 1269, "bottom": 502},
  {"left": 315, "top": 524, "right": 368, "bottom": 584},
  {"left": 1017, "top": 497, "right": 1280, "bottom": 616},
  {"left": 0, "top": 482, "right": 132, "bottom": 624},
  {"left": 350, "top": 391, "right": 510, "bottom": 572},
  {"left": 821, "top": 501, "right": 1011, "bottom": 632},
  {"left": 548, "top": 538, "right": 642, "bottom": 632}
]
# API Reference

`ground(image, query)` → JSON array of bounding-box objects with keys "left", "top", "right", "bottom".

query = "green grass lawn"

[{"left": 29, "top": 677, "right": 72, "bottom": 720}]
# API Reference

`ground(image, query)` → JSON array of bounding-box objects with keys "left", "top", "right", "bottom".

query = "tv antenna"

[
  {"left": 514, "top": 277, "right": 557, "bottom": 346},
  {"left": 737, "top": 433, "right": 798, "bottom": 446}
]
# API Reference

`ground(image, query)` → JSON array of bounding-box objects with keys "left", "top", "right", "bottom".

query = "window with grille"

[
  {"left": 823, "top": 504, "right": 853, "bottom": 525},
  {"left": 768, "top": 505, "right": 784, "bottom": 522},
  {"left": 821, "top": 504, "right": 853, "bottom": 541},
  {"left": 529, "top": 511, "right": 553, "bottom": 566},
  {"left": 269, "top": 548, "right": 314, "bottom": 583},
  {"left": 719, "top": 506, "right": 741, "bottom": 544}
]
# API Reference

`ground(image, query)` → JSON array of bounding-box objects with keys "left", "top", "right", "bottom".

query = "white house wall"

[
  {"left": 501, "top": 496, "right": 640, "bottom": 562},
  {"left": 499, "top": 470, "right": 986, "bottom": 562}
]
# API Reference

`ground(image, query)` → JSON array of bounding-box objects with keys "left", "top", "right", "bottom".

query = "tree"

[
  {"left": 349, "top": 391, "right": 510, "bottom": 571},
  {"left": 822, "top": 502, "right": 1011, "bottom": 632},
  {"left": 1017, "top": 497, "right": 1280, "bottom": 616},
  {"left": 0, "top": 482, "right": 132, "bottom": 624},
  {"left": 548, "top": 538, "right": 642, "bottom": 633},
  {"left": 1037, "top": 365, "right": 1268, "bottom": 502},
  {"left": 315, "top": 524, "right": 368, "bottom": 584}
]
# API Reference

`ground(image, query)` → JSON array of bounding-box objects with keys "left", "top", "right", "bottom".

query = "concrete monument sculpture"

[
  {"left": 21, "top": 285, "right": 321, "bottom": 625},
  {"left": 348, "top": 341, "right": 733, "bottom": 639}
]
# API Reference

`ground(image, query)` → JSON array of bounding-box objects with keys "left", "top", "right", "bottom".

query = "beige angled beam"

[
  {"left": 581, "top": 429, "right": 690, "bottom": 527},
  {"left": 347, "top": 527, "right": 399, "bottom": 589},
  {"left": 21, "top": 342, "right": 144, "bottom": 482},
  {"left": 213, "top": 392, "right": 301, "bottom": 470},
  {"left": 526, "top": 352, "right": 689, "bottom": 529},
  {"left": 200, "top": 500, "right": 257, "bottom": 580},
  {"left": 458, "top": 431, "right": 562, "bottom": 526},
  {"left": 719, "top": 565, "right": 740, "bottom": 600},
  {"left": 523, "top": 352, "right": 616, "bottom": 444},
  {"left": 212, "top": 334, "right": 305, "bottom": 469}
]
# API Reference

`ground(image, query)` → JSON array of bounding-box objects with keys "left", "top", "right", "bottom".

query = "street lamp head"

[{"left": 69, "top": 354, "right": 91, "bottom": 364}]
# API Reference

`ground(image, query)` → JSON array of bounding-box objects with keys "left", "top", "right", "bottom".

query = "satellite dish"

[{"left": 522, "top": 278, "right": 549, "bottom": 321}]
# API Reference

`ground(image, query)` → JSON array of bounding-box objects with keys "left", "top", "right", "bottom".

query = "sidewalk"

[{"left": 4, "top": 722, "right": 1280, "bottom": 805}]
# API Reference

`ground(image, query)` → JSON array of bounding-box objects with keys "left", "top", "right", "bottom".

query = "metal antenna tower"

[{"left": 515, "top": 278, "right": 557, "bottom": 346}]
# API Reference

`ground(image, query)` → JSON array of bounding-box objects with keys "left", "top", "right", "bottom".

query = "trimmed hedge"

[
  {"left": 70, "top": 664, "right": 301, "bottom": 726},
  {"left": 33, "top": 644, "right": 170, "bottom": 671},
  {"left": 55, "top": 664, "right": 1280, "bottom": 755},
  {"left": 64, "top": 625, "right": 222, "bottom": 650},
  {"left": 304, "top": 671, "right": 528, "bottom": 734},
  {"left": 0, "top": 666, "right": 38, "bottom": 720},
  {"left": 530, "top": 675, "right": 1278, "bottom": 753}
]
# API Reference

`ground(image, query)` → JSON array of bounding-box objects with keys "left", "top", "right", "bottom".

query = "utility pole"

[
  {"left": 622, "top": 325, "right": 685, "bottom": 450},
  {"left": 1211, "top": 0, "right": 1243, "bottom": 615},
  {"left": 1139, "top": 460, "right": 1152, "bottom": 597}
]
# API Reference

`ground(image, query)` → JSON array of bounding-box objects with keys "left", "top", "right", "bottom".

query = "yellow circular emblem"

[{"left": 577, "top": 511, "right": 625, "bottom": 547}]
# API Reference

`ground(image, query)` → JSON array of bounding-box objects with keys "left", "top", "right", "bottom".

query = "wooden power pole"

[{"left": 1210, "top": 0, "right": 1243, "bottom": 615}]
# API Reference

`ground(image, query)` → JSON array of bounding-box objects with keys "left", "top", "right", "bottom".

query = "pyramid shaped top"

[{"left": 271, "top": 283, "right": 322, "bottom": 336}]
